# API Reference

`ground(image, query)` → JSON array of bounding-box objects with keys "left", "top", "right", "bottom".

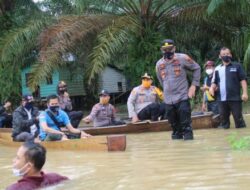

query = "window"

[
  {"left": 117, "top": 82, "right": 122, "bottom": 92},
  {"left": 25, "top": 73, "right": 31, "bottom": 87},
  {"left": 46, "top": 75, "right": 53, "bottom": 85}
]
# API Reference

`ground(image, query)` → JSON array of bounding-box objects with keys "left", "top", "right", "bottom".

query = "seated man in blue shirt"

[{"left": 39, "top": 94, "right": 91, "bottom": 141}]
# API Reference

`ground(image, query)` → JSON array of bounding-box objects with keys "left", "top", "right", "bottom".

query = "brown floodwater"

[{"left": 1, "top": 120, "right": 250, "bottom": 190}]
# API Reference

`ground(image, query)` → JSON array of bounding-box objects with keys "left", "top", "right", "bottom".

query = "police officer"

[
  {"left": 209, "top": 47, "right": 248, "bottom": 129},
  {"left": 127, "top": 73, "right": 165, "bottom": 123},
  {"left": 155, "top": 39, "right": 201, "bottom": 140},
  {"left": 83, "top": 90, "right": 125, "bottom": 127}
]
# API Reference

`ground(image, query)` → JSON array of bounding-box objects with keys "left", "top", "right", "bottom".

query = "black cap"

[
  {"left": 99, "top": 90, "right": 109, "bottom": 96},
  {"left": 22, "top": 94, "right": 34, "bottom": 102},
  {"left": 161, "top": 39, "right": 175, "bottom": 48}
]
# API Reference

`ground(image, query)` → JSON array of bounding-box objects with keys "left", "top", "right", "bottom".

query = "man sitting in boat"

[
  {"left": 39, "top": 94, "right": 90, "bottom": 141},
  {"left": 127, "top": 73, "right": 165, "bottom": 123},
  {"left": 0, "top": 100, "right": 12, "bottom": 128},
  {"left": 57, "top": 81, "right": 83, "bottom": 128},
  {"left": 12, "top": 94, "right": 40, "bottom": 142},
  {"left": 6, "top": 141, "right": 68, "bottom": 190},
  {"left": 83, "top": 90, "right": 125, "bottom": 127}
]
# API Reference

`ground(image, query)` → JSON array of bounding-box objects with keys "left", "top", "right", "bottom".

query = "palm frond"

[
  {"left": 243, "top": 32, "right": 250, "bottom": 71},
  {"left": 29, "top": 15, "right": 113, "bottom": 88},
  {"left": 87, "top": 16, "right": 134, "bottom": 85},
  {"left": 207, "top": 0, "right": 225, "bottom": 15},
  {"left": 74, "top": 0, "right": 117, "bottom": 14},
  {"left": 0, "top": 18, "right": 50, "bottom": 64}
]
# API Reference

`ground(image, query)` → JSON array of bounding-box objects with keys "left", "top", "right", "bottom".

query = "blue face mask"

[
  {"left": 49, "top": 106, "right": 60, "bottom": 113},
  {"left": 24, "top": 102, "right": 33, "bottom": 110}
]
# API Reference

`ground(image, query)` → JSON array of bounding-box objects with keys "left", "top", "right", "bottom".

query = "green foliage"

[
  {"left": 2, "top": 0, "right": 250, "bottom": 103},
  {"left": 0, "top": 63, "right": 21, "bottom": 104},
  {"left": 124, "top": 28, "right": 163, "bottom": 87},
  {"left": 227, "top": 133, "right": 250, "bottom": 150}
]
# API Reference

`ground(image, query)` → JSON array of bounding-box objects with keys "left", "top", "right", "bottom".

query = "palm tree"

[
  {"left": 0, "top": 0, "right": 52, "bottom": 102},
  {"left": 3, "top": 0, "right": 250, "bottom": 101},
  {"left": 206, "top": 0, "right": 250, "bottom": 70},
  {"left": 28, "top": 0, "right": 209, "bottom": 90}
]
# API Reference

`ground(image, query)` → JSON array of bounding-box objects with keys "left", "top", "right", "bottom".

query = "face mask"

[
  {"left": 206, "top": 69, "right": 214, "bottom": 75},
  {"left": 164, "top": 51, "right": 174, "bottom": 59},
  {"left": 142, "top": 80, "right": 151, "bottom": 88},
  {"left": 49, "top": 106, "right": 60, "bottom": 113},
  {"left": 59, "top": 87, "right": 67, "bottom": 94},
  {"left": 12, "top": 163, "right": 30, "bottom": 177},
  {"left": 24, "top": 102, "right": 33, "bottom": 110},
  {"left": 100, "top": 97, "right": 109, "bottom": 105},
  {"left": 221, "top": 56, "right": 231, "bottom": 63}
]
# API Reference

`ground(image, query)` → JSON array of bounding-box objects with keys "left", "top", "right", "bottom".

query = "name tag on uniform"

[{"left": 230, "top": 68, "right": 237, "bottom": 72}]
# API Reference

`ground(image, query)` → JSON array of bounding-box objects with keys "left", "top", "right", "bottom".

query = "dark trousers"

[
  {"left": 138, "top": 103, "right": 166, "bottom": 121},
  {"left": 219, "top": 101, "right": 246, "bottom": 128},
  {"left": 44, "top": 132, "right": 81, "bottom": 141},
  {"left": 67, "top": 111, "right": 83, "bottom": 128},
  {"left": 14, "top": 132, "right": 35, "bottom": 142},
  {"left": 0, "top": 114, "right": 12, "bottom": 128},
  {"left": 207, "top": 101, "right": 219, "bottom": 115},
  {"left": 165, "top": 100, "right": 193, "bottom": 135}
]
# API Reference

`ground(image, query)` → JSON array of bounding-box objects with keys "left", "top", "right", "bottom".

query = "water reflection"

[{"left": 1, "top": 127, "right": 250, "bottom": 190}]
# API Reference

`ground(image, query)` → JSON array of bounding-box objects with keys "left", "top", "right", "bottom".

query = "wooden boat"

[
  {"left": 0, "top": 112, "right": 218, "bottom": 150},
  {"left": 0, "top": 130, "right": 126, "bottom": 152},
  {"left": 79, "top": 112, "right": 219, "bottom": 135}
]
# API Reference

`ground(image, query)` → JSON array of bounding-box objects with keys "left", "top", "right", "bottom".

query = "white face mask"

[
  {"left": 206, "top": 69, "right": 214, "bottom": 75},
  {"left": 12, "top": 163, "right": 30, "bottom": 177}
]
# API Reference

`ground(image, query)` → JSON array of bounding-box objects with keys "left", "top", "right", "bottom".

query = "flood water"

[{"left": 1, "top": 124, "right": 250, "bottom": 189}]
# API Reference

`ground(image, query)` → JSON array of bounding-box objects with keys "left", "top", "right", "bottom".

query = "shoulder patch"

[
  {"left": 131, "top": 89, "right": 137, "bottom": 95},
  {"left": 184, "top": 55, "right": 194, "bottom": 63}
]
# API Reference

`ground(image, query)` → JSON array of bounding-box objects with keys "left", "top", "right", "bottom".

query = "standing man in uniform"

[
  {"left": 209, "top": 47, "right": 248, "bottom": 129},
  {"left": 83, "top": 90, "right": 125, "bottom": 127},
  {"left": 156, "top": 39, "right": 201, "bottom": 140},
  {"left": 127, "top": 73, "right": 165, "bottom": 123}
]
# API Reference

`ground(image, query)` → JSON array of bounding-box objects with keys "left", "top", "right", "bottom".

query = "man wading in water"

[{"left": 155, "top": 39, "right": 201, "bottom": 140}]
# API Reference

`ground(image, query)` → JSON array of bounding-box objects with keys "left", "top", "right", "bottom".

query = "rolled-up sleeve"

[
  {"left": 86, "top": 105, "right": 99, "bottom": 122},
  {"left": 183, "top": 55, "right": 201, "bottom": 86},
  {"left": 156, "top": 64, "right": 163, "bottom": 87},
  {"left": 238, "top": 64, "right": 247, "bottom": 81}
]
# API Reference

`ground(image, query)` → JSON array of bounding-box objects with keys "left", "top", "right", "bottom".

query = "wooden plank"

[{"left": 0, "top": 132, "right": 126, "bottom": 152}]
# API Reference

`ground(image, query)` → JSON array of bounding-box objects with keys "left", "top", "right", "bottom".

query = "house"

[{"left": 21, "top": 65, "right": 127, "bottom": 101}]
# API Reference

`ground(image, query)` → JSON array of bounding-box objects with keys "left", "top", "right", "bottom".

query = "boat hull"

[
  {"left": 0, "top": 131, "right": 126, "bottom": 152},
  {"left": 81, "top": 112, "right": 218, "bottom": 135}
]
